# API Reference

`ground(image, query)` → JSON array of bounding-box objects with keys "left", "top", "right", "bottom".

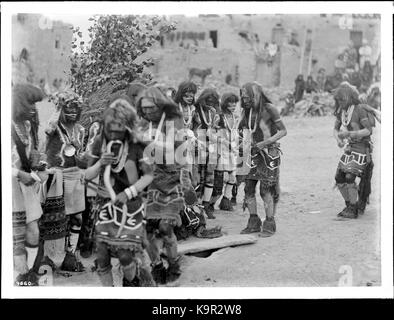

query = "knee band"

[
  {"left": 97, "top": 264, "right": 112, "bottom": 275},
  {"left": 335, "top": 170, "right": 346, "bottom": 184},
  {"left": 158, "top": 221, "right": 174, "bottom": 237},
  {"left": 213, "top": 171, "right": 224, "bottom": 196},
  {"left": 118, "top": 250, "right": 134, "bottom": 266},
  {"left": 345, "top": 173, "right": 356, "bottom": 184},
  {"left": 69, "top": 213, "right": 82, "bottom": 228}
]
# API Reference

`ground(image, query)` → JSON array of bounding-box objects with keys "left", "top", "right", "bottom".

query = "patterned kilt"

[
  {"left": 247, "top": 145, "right": 281, "bottom": 189},
  {"left": 94, "top": 197, "right": 146, "bottom": 249},
  {"left": 39, "top": 171, "right": 69, "bottom": 240},
  {"left": 337, "top": 150, "right": 368, "bottom": 177},
  {"left": 13, "top": 211, "right": 26, "bottom": 255},
  {"left": 39, "top": 195, "right": 68, "bottom": 240},
  {"left": 145, "top": 165, "right": 184, "bottom": 226}
]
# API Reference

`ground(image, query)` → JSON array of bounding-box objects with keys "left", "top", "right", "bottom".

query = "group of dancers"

[{"left": 11, "top": 77, "right": 377, "bottom": 287}]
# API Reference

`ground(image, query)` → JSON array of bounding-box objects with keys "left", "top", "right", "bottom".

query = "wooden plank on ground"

[{"left": 177, "top": 234, "right": 258, "bottom": 255}]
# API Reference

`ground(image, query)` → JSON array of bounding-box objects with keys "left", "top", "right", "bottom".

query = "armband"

[{"left": 124, "top": 188, "right": 133, "bottom": 200}]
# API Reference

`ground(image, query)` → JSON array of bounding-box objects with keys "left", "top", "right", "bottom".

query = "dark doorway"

[
  {"left": 350, "top": 30, "right": 363, "bottom": 63},
  {"left": 209, "top": 30, "right": 218, "bottom": 48},
  {"left": 350, "top": 30, "right": 363, "bottom": 48}
]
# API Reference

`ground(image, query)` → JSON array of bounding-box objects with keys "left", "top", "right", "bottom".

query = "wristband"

[
  {"left": 30, "top": 171, "right": 42, "bottom": 183},
  {"left": 124, "top": 188, "right": 132, "bottom": 200},
  {"left": 128, "top": 185, "right": 138, "bottom": 199}
]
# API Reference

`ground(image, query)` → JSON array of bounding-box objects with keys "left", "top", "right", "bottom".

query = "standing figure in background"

[
  {"left": 210, "top": 92, "right": 239, "bottom": 212},
  {"left": 174, "top": 81, "right": 198, "bottom": 186},
  {"left": 305, "top": 75, "right": 318, "bottom": 94},
  {"left": 12, "top": 84, "right": 48, "bottom": 285},
  {"left": 239, "top": 82, "right": 287, "bottom": 237},
  {"left": 333, "top": 82, "right": 374, "bottom": 219},
  {"left": 280, "top": 92, "right": 295, "bottom": 117},
  {"left": 173, "top": 81, "right": 221, "bottom": 239},
  {"left": 193, "top": 88, "right": 220, "bottom": 219},
  {"left": 316, "top": 68, "right": 327, "bottom": 92},
  {"left": 334, "top": 54, "right": 346, "bottom": 75},
  {"left": 344, "top": 41, "right": 358, "bottom": 71},
  {"left": 136, "top": 87, "right": 188, "bottom": 284},
  {"left": 359, "top": 39, "right": 372, "bottom": 70},
  {"left": 42, "top": 90, "right": 86, "bottom": 272},
  {"left": 294, "top": 74, "right": 305, "bottom": 103},
  {"left": 84, "top": 95, "right": 155, "bottom": 287}
]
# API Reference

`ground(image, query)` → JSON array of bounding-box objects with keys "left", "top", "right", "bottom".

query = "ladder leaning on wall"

[{"left": 299, "top": 26, "right": 315, "bottom": 78}]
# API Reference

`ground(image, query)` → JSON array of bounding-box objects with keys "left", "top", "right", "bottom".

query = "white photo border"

[{"left": 1, "top": 1, "right": 393, "bottom": 299}]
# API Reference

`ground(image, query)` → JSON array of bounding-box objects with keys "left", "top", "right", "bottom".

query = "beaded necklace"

[
  {"left": 179, "top": 103, "right": 193, "bottom": 127},
  {"left": 200, "top": 107, "right": 212, "bottom": 127},
  {"left": 223, "top": 112, "right": 237, "bottom": 131},
  {"left": 248, "top": 109, "right": 258, "bottom": 133},
  {"left": 341, "top": 105, "right": 355, "bottom": 127}
]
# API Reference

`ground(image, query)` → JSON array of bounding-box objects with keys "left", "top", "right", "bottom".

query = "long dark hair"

[
  {"left": 333, "top": 82, "right": 360, "bottom": 117},
  {"left": 174, "top": 81, "right": 198, "bottom": 105},
  {"left": 220, "top": 92, "right": 239, "bottom": 113},
  {"left": 136, "top": 87, "right": 182, "bottom": 120},
  {"left": 12, "top": 84, "right": 44, "bottom": 149}
]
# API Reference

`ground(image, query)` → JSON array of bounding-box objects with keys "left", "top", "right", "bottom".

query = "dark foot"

[
  {"left": 337, "top": 204, "right": 358, "bottom": 219},
  {"left": 151, "top": 262, "right": 167, "bottom": 285},
  {"left": 219, "top": 197, "right": 234, "bottom": 211},
  {"left": 60, "top": 252, "right": 85, "bottom": 272},
  {"left": 203, "top": 202, "right": 216, "bottom": 219},
  {"left": 240, "top": 215, "right": 262, "bottom": 234},
  {"left": 337, "top": 201, "right": 350, "bottom": 217},
  {"left": 259, "top": 217, "right": 276, "bottom": 237}
]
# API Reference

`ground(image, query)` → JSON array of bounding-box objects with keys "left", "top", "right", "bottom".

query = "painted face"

[
  {"left": 62, "top": 102, "right": 79, "bottom": 123},
  {"left": 182, "top": 91, "right": 194, "bottom": 106},
  {"left": 141, "top": 98, "right": 161, "bottom": 122},
  {"left": 104, "top": 116, "right": 126, "bottom": 142},
  {"left": 227, "top": 101, "right": 237, "bottom": 113},
  {"left": 26, "top": 103, "right": 38, "bottom": 121},
  {"left": 241, "top": 89, "right": 252, "bottom": 109},
  {"left": 205, "top": 97, "right": 216, "bottom": 109}
]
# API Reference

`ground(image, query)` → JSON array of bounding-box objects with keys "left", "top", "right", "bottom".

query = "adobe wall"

[{"left": 12, "top": 14, "right": 73, "bottom": 89}]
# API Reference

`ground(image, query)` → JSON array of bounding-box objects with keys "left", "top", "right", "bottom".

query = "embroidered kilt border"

[
  {"left": 94, "top": 197, "right": 146, "bottom": 249},
  {"left": 247, "top": 147, "right": 281, "bottom": 188},
  {"left": 337, "top": 150, "right": 368, "bottom": 177},
  {"left": 13, "top": 211, "right": 27, "bottom": 255},
  {"left": 145, "top": 186, "right": 183, "bottom": 227},
  {"left": 39, "top": 195, "right": 69, "bottom": 241}
]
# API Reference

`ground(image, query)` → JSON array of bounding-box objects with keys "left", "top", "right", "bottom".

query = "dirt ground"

[{"left": 36, "top": 102, "right": 381, "bottom": 287}]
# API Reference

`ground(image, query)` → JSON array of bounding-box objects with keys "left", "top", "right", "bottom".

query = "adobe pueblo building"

[{"left": 145, "top": 14, "right": 380, "bottom": 89}]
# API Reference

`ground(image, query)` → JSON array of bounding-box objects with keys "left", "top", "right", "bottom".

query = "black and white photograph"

[{"left": 1, "top": 1, "right": 393, "bottom": 300}]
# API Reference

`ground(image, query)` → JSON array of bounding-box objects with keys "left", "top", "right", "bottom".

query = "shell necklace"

[
  {"left": 179, "top": 103, "right": 192, "bottom": 127},
  {"left": 341, "top": 105, "right": 355, "bottom": 127},
  {"left": 58, "top": 122, "right": 78, "bottom": 157},
  {"left": 248, "top": 109, "right": 258, "bottom": 133},
  {"left": 200, "top": 107, "right": 212, "bottom": 127},
  {"left": 223, "top": 112, "right": 237, "bottom": 131}
]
